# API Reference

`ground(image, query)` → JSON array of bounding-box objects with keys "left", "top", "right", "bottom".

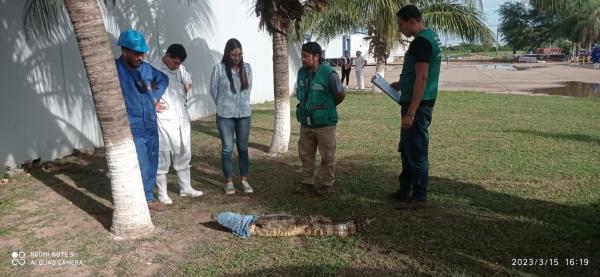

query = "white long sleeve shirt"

[
  {"left": 152, "top": 59, "right": 192, "bottom": 152},
  {"left": 355, "top": 56, "right": 367, "bottom": 69}
]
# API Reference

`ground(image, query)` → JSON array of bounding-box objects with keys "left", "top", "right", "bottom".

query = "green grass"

[
  {"left": 182, "top": 91, "right": 600, "bottom": 276},
  {"left": 446, "top": 51, "right": 515, "bottom": 60},
  {"left": 1, "top": 91, "right": 599, "bottom": 276},
  {"left": 116, "top": 259, "right": 134, "bottom": 277}
]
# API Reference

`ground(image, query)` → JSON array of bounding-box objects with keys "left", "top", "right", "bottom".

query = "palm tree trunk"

[
  {"left": 372, "top": 55, "right": 386, "bottom": 93},
  {"left": 576, "top": 42, "right": 581, "bottom": 64},
  {"left": 63, "top": 0, "right": 154, "bottom": 239},
  {"left": 588, "top": 41, "right": 592, "bottom": 62},
  {"left": 268, "top": 31, "right": 291, "bottom": 155},
  {"left": 571, "top": 42, "right": 576, "bottom": 63}
]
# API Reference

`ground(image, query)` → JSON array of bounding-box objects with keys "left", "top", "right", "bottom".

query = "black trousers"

[{"left": 340, "top": 67, "right": 351, "bottom": 85}]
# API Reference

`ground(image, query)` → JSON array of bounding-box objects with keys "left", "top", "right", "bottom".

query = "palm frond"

[
  {"left": 528, "top": 0, "right": 587, "bottom": 12},
  {"left": 22, "top": 0, "right": 197, "bottom": 44},
  {"left": 422, "top": 1, "right": 494, "bottom": 43},
  {"left": 296, "top": 0, "right": 403, "bottom": 43},
  {"left": 23, "top": 0, "right": 69, "bottom": 43},
  {"left": 254, "top": 0, "right": 297, "bottom": 34}
]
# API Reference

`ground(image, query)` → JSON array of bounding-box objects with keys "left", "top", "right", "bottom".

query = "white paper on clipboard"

[{"left": 371, "top": 74, "right": 401, "bottom": 104}]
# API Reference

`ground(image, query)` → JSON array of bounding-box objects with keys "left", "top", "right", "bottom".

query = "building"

[
  {"left": 317, "top": 27, "right": 407, "bottom": 64},
  {"left": 1, "top": 0, "right": 303, "bottom": 168}
]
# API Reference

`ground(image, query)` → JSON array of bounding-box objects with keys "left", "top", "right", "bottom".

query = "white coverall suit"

[
  {"left": 354, "top": 55, "right": 367, "bottom": 90},
  {"left": 152, "top": 60, "right": 202, "bottom": 204}
]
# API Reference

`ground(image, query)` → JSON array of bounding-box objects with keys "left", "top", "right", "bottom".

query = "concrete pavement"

[{"left": 335, "top": 62, "right": 600, "bottom": 94}]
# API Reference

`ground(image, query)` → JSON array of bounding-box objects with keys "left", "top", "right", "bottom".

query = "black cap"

[{"left": 302, "top": 42, "right": 322, "bottom": 55}]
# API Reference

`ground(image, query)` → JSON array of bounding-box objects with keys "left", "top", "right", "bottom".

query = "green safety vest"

[
  {"left": 399, "top": 28, "right": 442, "bottom": 103},
  {"left": 295, "top": 64, "right": 338, "bottom": 128}
]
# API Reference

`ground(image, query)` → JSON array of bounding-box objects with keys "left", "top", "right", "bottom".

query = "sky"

[
  {"left": 483, "top": 0, "right": 511, "bottom": 29},
  {"left": 444, "top": 0, "right": 512, "bottom": 45}
]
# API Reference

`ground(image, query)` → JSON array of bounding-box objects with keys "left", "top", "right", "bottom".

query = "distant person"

[
  {"left": 152, "top": 44, "right": 203, "bottom": 205},
  {"left": 389, "top": 5, "right": 442, "bottom": 210},
  {"left": 591, "top": 47, "right": 600, "bottom": 69},
  {"left": 115, "top": 29, "right": 169, "bottom": 211},
  {"left": 354, "top": 51, "right": 367, "bottom": 90},
  {"left": 210, "top": 38, "right": 254, "bottom": 195},
  {"left": 340, "top": 50, "right": 352, "bottom": 88},
  {"left": 294, "top": 42, "right": 345, "bottom": 196}
]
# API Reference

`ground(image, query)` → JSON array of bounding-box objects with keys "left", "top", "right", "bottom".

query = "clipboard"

[{"left": 371, "top": 74, "right": 401, "bottom": 104}]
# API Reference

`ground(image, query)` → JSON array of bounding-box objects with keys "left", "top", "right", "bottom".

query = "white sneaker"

[
  {"left": 158, "top": 194, "right": 173, "bottom": 205},
  {"left": 224, "top": 182, "right": 235, "bottom": 195},
  {"left": 180, "top": 189, "right": 203, "bottom": 197},
  {"left": 241, "top": 181, "right": 253, "bottom": 194}
]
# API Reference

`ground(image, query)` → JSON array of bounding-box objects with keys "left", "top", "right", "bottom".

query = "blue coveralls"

[
  {"left": 115, "top": 56, "right": 169, "bottom": 202},
  {"left": 592, "top": 47, "right": 600, "bottom": 63}
]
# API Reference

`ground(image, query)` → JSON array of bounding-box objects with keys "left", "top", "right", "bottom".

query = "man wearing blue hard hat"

[{"left": 115, "top": 29, "right": 169, "bottom": 211}]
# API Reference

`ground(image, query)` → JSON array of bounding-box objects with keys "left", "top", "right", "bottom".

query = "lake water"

[
  {"left": 478, "top": 64, "right": 517, "bottom": 71},
  {"left": 531, "top": 82, "right": 600, "bottom": 98}
]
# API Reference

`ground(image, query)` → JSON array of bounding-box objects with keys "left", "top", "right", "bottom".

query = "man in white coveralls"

[{"left": 153, "top": 43, "right": 203, "bottom": 204}]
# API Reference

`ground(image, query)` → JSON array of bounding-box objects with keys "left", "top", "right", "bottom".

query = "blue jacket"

[
  {"left": 592, "top": 47, "right": 600, "bottom": 63},
  {"left": 115, "top": 56, "right": 168, "bottom": 133}
]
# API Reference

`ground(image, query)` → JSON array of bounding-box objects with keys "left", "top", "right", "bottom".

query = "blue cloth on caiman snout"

[{"left": 216, "top": 212, "right": 256, "bottom": 239}]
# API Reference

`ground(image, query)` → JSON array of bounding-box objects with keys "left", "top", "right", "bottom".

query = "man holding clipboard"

[{"left": 374, "top": 5, "right": 442, "bottom": 210}]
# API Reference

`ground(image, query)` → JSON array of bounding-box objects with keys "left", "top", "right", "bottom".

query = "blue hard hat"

[{"left": 117, "top": 29, "right": 149, "bottom": 53}]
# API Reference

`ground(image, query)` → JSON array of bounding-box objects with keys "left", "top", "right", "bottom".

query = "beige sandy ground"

[{"left": 336, "top": 62, "right": 600, "bottom": 94}]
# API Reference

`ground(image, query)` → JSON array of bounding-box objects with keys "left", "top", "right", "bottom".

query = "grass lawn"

[
  {"left": 1, "top": 91, "right": 598, "bottom": 276},
  {"left": 446, "top": 51, "right": 515, "bottom": 61}
]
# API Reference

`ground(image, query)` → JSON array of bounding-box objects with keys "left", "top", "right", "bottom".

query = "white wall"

[{"left": 0, "top": 0, "right": 292, "bottom": 168}]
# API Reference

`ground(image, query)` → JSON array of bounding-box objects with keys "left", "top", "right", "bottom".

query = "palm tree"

[
  {"left": 528, "top": 0, "right": 587, "bottom": 11},
  {"left": 558, "top": 1, "right": 600, "bottom": 55},
  {"left": 298, "top": 0, "right": 493, "bottom": 86},
  {"left": 253, "top": 0, "right": 327, "bottom": 155},
  {"left": 529, "top": 0, "right": 600, "bottom": 60},
  {"left": 23, "top": 0, "right": 154, "bottom": 239}
]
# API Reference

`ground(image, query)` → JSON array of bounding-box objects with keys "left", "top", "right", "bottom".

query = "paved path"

[{"left": 335, "top": 62, "right": 600, "bottom": 93}]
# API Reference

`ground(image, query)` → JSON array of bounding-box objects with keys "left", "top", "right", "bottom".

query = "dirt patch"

[{"left": 0, "top": 148, "right": 262, "bottom": 275}]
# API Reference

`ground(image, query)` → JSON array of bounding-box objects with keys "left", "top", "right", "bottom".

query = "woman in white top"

[{"left": 210, "top": 38, "right": 253, "bottom": 195}]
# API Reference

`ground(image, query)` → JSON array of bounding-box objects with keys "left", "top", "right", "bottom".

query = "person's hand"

[
  {"left": 156, "top": 99, "right": 168, "bottom": 113},
  {"left": 390, "top": 82, "right": 400, "bottom": 90},
  {"left": 401, "top": 114, "right": 414, "bottom": 129},
  {"left": 183, "top": 82, "right": 192, "bottom": 94}
]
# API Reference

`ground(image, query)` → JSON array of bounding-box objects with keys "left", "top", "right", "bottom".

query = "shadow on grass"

[
  {"left": 191, "top": 119, "right": 271, "bottom": 153},
  {"left": 244, "top": 154, "right": 599, "bottom": 276},
  {"left": 27, "top": 159, "right": 112, "bottom": 231},
  {"left": 506, "top": 129, "right": 600, "bottom": 145},
  {"left": 199, "top": 220, "right": 229, "bottom": 233},
  {"left": 22, "top": 132, "right": 598, "bottom": 275}
]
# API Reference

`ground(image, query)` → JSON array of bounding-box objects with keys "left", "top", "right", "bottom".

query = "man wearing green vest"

[
  {"left": 390, "top": 5, "right": 442, "bottom": 209},
  {"left": 294, "top": 42, "right": 346, "bottom": 196}
]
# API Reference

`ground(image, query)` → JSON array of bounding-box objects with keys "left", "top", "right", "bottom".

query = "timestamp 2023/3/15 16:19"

[{"left": 511, "top": 258, "right": 590, "bottom": 266}]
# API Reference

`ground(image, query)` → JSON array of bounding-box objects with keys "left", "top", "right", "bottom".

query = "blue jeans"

[
  {"left": 132, "top": 127, "right": 159, "bottom": 202},
  {"left": 216, "top": 115, "right": 251, "bottom": 178},
  {"left": 398, "top": 106, "right": 433, "bottom": 201}
]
